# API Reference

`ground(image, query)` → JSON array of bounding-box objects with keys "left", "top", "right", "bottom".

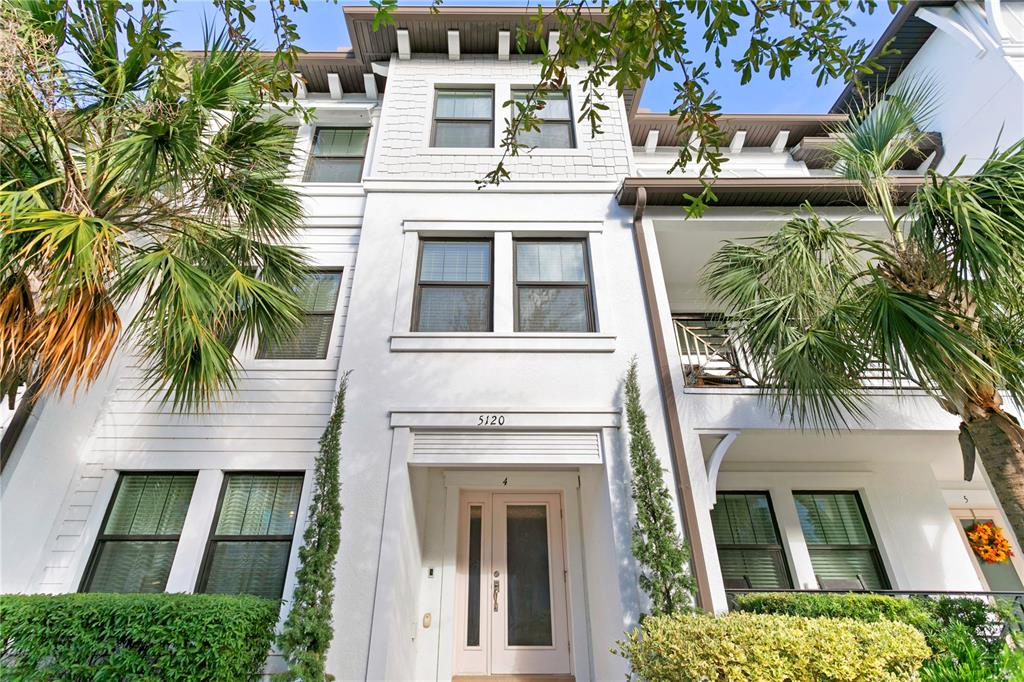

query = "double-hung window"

[
  {"left": 258, "top": 271, "right": 342, "bottom": 360},
  {"left": 199, "top": 473, "right": 304, "bottom": 599},
  {"left": 794, "top": 491, "right": 889, "bottom": 590},
  {"left": 515, "top": 239, "right": 594, "bottom": 332},
  {"left": 414, "top": 240, "right": 493, "bottom": 332},
  {"left": 82, "top": 473, "right": 197, "bottom": 593},
  {"left": 304, "top": 128, "right": 369, "bottom": 183},
  {"left": 432, "top": 89, "right": 494, "bottom": 148},
  {"left": 711, "top": 492, "right": 792, "bottom": 589},
  {"left": 511, "top": 89, "right": 575, "bottom": 148}
]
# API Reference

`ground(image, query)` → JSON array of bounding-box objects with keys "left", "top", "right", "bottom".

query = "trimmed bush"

[
  {"left": 0, "top": 592, "right": 278, "bottom": 681},
  {"left": 734, "top": 592, "right": 934, "bottom": 632},
  {"left": 615, "top": 612, "right": 930, "bottom": 682}
]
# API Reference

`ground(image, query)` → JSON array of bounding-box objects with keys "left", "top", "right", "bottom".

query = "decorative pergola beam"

[
  {"left": 396, "top": 29, "right": 411, "bottom": 60},
  {"left": 447, "top": 29, "right": 460, "bottom": 60},
  {"left": 644, "top": 130, "right": 660, "bottom": 154},
  {"left": 497, "top": 30, "right": 510, "bottom": 61},
  {"left": 327, "top": 73, "right": 343, "bottom": 100}
]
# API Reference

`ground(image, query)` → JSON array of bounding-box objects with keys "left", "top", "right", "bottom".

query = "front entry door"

[{"left": 455, "top": 491, "right": 571, "bottom": 677}]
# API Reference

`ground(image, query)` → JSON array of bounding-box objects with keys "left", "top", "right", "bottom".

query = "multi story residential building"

[{"left": 2, "top": 4, "right": 1022, "bottom": 681}]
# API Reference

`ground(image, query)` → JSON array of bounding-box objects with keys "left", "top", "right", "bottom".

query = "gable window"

[
  {"left": 82, "top": 473, "right": 197, "bottom": 593},
  {"left": 257, "top": 271, "right": 342, "bottom": 360},
  {"left": 711, "top": 492, "right": 792, "bottom": 590},
  {"left": 515, "top": 239, "right": 594, "bottom": 332},
  {"left": 198, "top": 473, "right": 304, "bottom": 599},
  {"left": 304, "top": 128, "right": 368, "bottom": 183},
  {"left": 413, "top": 240, "right": 493, "bottom": 332},
  {"left": 432, "top": 89, "right": 494, "bottom": 148},
  {"left": 794, "top": 491, "right": 889, "bottom": 590},
  {"left": 511, "top": 89, "right": 574, "bottom": 148}
]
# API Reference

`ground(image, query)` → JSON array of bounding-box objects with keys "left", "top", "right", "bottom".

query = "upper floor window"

[
  {"left": 258, "top": 271, "right": 343, "bottom": 360},
  {"left": 414, "top": 240, "right": 493, "bottom": 332},
  {"left": 711, "top": 492, "right": 792, "bottom": 590},
  {"left": 432, "top": 89, "right": 494, "bottom": 148},
  {"left": 82, "top": 473, "right": 197, "bottom": 593},
  {"left": 794, "top": 491, "right": 889, "bottom": 590},
  {"left": 512, "top": 89, "right": 574, "bottom": 148},
  {"left": 198, "top": 473, "right": 304, "bottom": 599},
  {"left": 515, "top": 239, "right": 594, "bottom": 332},
  {"left": 304, "top": 128, "right": 368, "bottom": 182}
]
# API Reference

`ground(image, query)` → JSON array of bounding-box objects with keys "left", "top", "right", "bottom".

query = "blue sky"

[{"left": 163, "top": 0, "right": 897, "bottom": 113}]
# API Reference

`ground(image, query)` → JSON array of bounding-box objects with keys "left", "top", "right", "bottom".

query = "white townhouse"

[{"left": 2, "top": 4, "right": 1024, "bottom": 681}]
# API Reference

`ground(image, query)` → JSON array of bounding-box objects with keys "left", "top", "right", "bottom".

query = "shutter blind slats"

[
  {"left": 794, "top": 492, "right": 887, "bottom": 589},
  {"left": 712, "top": 492, "right": 791, "bottom": 590},
  {"left": 85, "top": 473, "right": 197, "bottom": 593}
]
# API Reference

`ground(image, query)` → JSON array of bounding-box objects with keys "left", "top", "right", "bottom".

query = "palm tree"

[
  {"left": 702, "top": 81, "right": 1024, "bottom": 547},
  {"left": 0, "top": 0, "right": 308, "bottom": 428}
]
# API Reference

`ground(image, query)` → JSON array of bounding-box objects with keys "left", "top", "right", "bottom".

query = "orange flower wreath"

[{"left": 966, "top": 521, "right": 1015, "bottom": 564}]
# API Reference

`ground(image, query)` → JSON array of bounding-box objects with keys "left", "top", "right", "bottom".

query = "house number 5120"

[{"left": 477, "top": 414, "right": 505, "bottom": 426}]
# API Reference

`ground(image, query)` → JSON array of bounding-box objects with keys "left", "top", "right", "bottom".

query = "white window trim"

[{"left": 392, "top": 222, "right": 615, "bottom": 352}]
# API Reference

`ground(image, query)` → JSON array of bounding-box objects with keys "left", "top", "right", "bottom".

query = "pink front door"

[{"left": 454, "top": 491, "right": 571, "bottom": 677}]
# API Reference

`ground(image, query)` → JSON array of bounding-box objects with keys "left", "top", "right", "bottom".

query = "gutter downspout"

[{"left": 631, "top": 186, "right": 713, "bottom": 611}]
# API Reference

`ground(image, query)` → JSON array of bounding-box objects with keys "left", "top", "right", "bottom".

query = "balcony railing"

[
  {"left": 725, "top": 589, "right": 1024, "bottom": 637},
  {"left": 673, "top": 314, "right": 919, "bottom": 390}
]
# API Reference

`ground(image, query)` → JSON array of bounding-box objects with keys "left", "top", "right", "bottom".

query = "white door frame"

[
  {"left": 439, "top": 470, "right": 592, "bottom": 682},
  {"left": 949, "top": 507, "right": 1024, "bottom": 589}
]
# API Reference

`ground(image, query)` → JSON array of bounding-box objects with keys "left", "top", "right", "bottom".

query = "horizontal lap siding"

[
  {"left": 36, "top": 226, "right": 360, "bottom": 591},
  {"left": 412, "top": 431, "right": 602, "bottom": 458}
]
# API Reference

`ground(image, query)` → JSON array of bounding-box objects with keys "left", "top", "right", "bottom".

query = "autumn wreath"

[{"left": 966, "top": 521, "right": 1015, "bottom": 564}]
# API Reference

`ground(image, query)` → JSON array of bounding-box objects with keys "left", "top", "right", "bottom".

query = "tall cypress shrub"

[
  {"left": 623, "top": 357, "right": 694, "bottom": 616},
  {"left": 276, "top": 373, "right": 348, "bottom": 681}
]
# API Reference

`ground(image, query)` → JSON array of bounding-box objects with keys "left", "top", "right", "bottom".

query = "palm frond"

[{"left": 830, "top": 77, "right": 940, "bottom": 223}]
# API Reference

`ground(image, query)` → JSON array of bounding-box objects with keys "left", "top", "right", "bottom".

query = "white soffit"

[{"left": 409, "top": 431, "right": 603, "bottom": 466}]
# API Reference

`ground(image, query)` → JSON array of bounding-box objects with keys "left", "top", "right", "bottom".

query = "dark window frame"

[
  {"left": 303, "top": 127, "right": 369, "bottom": 183},
  {"left": 513, "top": 237, "right": 595, "bottom": 333},
  {"left": 794, "top": 489, "right": 891, "bottom": 590},
  {"left": 430, "top": 87, "right": 495, "bottom": 148},
  {"left": 79, "top": 471, "right": 198, "bottom": 593},
  {"left": 713, "top": 490, "right": 793, "bottom": 590},
  {"left": 510, "top": 87, "right": 576, "bottom": 148},
  {"left": 412, "top": 238, "right": 494, "bottom": 332},
  {"left": 195, "top": 471, "right": 305, "bottom": 599},
  {"left": 256, "top": 269, "right": 344, "bottom": 360}
]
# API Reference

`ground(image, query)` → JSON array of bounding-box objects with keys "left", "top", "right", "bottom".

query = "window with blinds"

[
  {"left": 198, "top": 473, "right": 304, "bottom": 600},
  {"left": 794, "top": 491, "right": 889, "bottom": 590},
  {"left": 711, "top": 492, "right": 792, "bottom": 590},
  {"left": 515, "top": 240, "right": 594, "bottom": 332},
  {"left": 432, "top": 89, "right": 494, "bottom": 148},
  {"left": 304, "top": 127, "right": 369, "bottom": 183},
  {"left": 257, "top": 271, "right": 342, "bottom": 360},
  {"left": 82, "top": 473, "right": 197, "bottom": 593},
  {"left": 511, "top": 89, "right": 575, "bottom": 148},
  {"left": 413, "top": 240, "right": 493, "bottom": 332}
]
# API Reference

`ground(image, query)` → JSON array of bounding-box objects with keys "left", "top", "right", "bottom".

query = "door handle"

[{"left": 492, "top": 578, "right": 500, "bottom": 612}]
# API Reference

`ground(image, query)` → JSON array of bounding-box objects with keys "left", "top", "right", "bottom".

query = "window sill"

[
  {"left": 389, "top": 332, "right": 616, "bottom": 353},
  {"left": 284, "top": 182, "right": 365, "bottom": 196}
]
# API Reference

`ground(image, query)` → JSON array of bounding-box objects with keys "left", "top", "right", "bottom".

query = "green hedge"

[
  {"left": 734, "top": 592, "right": 934, "bottom": 632},
  {"left": 733, "top": 591, "right": 1016, "bottom": 652},
  {"left": 0, "top": 593, "right": 279, "bottom": 681},
  {"left": 615, "top": 612, "right": 930, "bottom": 682}
]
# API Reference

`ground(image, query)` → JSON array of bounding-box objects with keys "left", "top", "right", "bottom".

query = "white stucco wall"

[
  {"left": 895, "top": 2, "right": 1024, "bottom": 173},
  {"left": 325, "top": 52, "right": 663, "bottom": 681}
]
